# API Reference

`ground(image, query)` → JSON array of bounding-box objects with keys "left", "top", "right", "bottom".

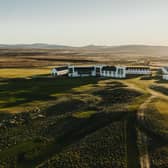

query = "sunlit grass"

[
  {"left": 73, "top": 111, "right": 97, "bottom": 118},
  {"left": 0, "top": 100, "right": 51, "bottom": 113},
  {"left": 124, "top": 77, "right": 155, "bottom": 92},
  {"left": 127, "top": 94, "right": 149, "bottom": 111},
  {"left": 155, "top": 100, "right": 168, "bottom": 115},
  {"left": 72, "top": 84, "right": 96, "bottom": 92},
  {"left": 0, "top": 68, "right": 51, "bottom": 78}
]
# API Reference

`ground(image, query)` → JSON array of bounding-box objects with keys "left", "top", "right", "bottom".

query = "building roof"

[
  {"left": 163, "top": 67, "right": 168, "bottom": 71},
  {"left": 102, "top": 66, "right": 116, "bottom": 71},
  {"left": 73, "top": 66, "right": 95, "bottom": 74},
  {"left": 74, "top": 67, "right": 95, "bottom": 71},
  {"left": 162, "top": 67, "right": 168, "bottom": 74},
  {"left": 54, "top": 66, "right": 68, "bottom": 71},
  {"left": 126, "top": 67, "right": 150, "bottom": 70}
]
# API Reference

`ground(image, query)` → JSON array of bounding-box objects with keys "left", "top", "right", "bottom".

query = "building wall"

[
  {"left": 161, "top": 67, "right": 168, "bottom": 80},
  {"left": 163, "top": 75, "right": 168, "bottom": 80},
  {"left": 51, "top": 69, "right": 69, "bottom": 76},
  {"left": 68, "top": 65, "right": 99, "bottom": 77},
  {"left": 126, "top": 69, "right": 150, "bottom": 75},
  {"left": 101, "top": 66, "right": 126, "bottom": 78},
  {"left": 68, "top": 65, "right": 126, "bottom": 78},
  {"left": 53, "top": 66, "right": 152, "bottom": 78},
  {"left": 161, "top": 67, "right": 168, "bottom": 74},
  {"left": 70, "top": 70, "right": 96, "bottom": 77}
]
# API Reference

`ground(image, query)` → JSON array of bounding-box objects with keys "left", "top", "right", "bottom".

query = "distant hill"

[
  {"left": 1, "top": 43, "right": 168, "bottom": 51},
  {"left": 1, "top": 44, "right": 168, "bottom": 58},
  {"left": 0, "top": 43, "right": 71, "bottom": 49}
]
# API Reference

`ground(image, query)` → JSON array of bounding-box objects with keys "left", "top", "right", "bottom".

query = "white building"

[
  {"left": 51, "top": 66, "right": 69, "bottom": 76},
  {"left": 161, "top": 67, "right": 168, "bottom": 80},
  {"left": 68, "top": 65, "right": 126, "bottom": 78},
  {"left": 101, "top": 66, "right": 126, "bottom": 78},
  {"left": 51, "top": 65, "right": 151, "bottom": 78},
  {"left": 126, "top": 67, "right": 151, "bottom": 75},
  {"left": 68, "top": 65, "right": 96, "bottom": 77}
]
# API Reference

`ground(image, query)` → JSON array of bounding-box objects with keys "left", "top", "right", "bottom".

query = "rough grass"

[
  {"left": 122, "top": 77, "right": 168, "bottom": 168},
  {"left": 38, "top": 121, "right": 128, "bottom": 168},
  {"left": 0, "top": 77, "right": 99, "bottom": 113},
  {"left": 155, "top": 100, "right": 168, "bottom": 115},
  {"left": 0, "top": 68, "right": 51, "bottom": 78},
  {"left": 73, "top": 111, "right": 97, "bottom": 118},
  {"left": 0, "top": 76, "right": 143, "bottom": 168},
  {"left": 0, "top": 64, "right": 168, "bottom": 167}
]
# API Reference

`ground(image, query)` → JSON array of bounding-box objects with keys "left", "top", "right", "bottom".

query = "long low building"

[
  {"left": 68, "top": 65, "right": 126, "bottom": 78},
  {"left": 51, "top": 65, "right": 151, "bottom": 78},
  {"left": 161, "top": 67, "right": 168, "bottom": 80},
  {"left": 126, "top": 67, "right": 151, "bottom": 75}
]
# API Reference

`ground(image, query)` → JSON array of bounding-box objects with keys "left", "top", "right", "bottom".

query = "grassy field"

[
  {"left": 0, "top": 70, "right": 168, "bottom": 167},
  {"left": 0, "top": 48, "right": 168, "bottom": 167},
  {"left": 0, "top": 71, "right": 144, "bottom": 167},
  {"left": 0, "top": 68, "right": 51, "bottom": 79},
  {"left": 122, "top": 77, "right": 168, "bottom": 167}
]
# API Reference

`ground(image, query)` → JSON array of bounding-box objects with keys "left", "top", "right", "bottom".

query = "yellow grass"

[
  {"left": 0, "top": 100, "right": 49, "bottom": 113},
  {"left": 0, "top": 67, "right": 51, "bottom": 78},
  {"left": 72, "top": 84, "right": 96, "bottom": 92},
  {"left": 127, "top": 94, "right": 149, "bottom": 111},
  {"left": 155, "top": 100, "right": 168, "bottom": 115},
  {"left": 73, "top": 111, "right": 97, "bottom": 118},
  {"left": 124, "top": 77, "right": 155, "bottom": 92}
]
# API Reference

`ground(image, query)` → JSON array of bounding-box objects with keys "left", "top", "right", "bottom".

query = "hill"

[{"left": 0, "top": 44, "right": 168, "bottom": 68}]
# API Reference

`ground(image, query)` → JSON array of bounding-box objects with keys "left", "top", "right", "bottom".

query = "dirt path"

[
  {"left": 121, "top": 79, "right": 168, "bottom": 168},
  {"left": 137, "top": 130, "right": 150, "bottom": 168},
  {"left": 137, "top": 96, "right": 155, "bottom": 168},
  {"left": 137, "top": 95, "right": 155, "bottom": 120},
  {"left": 147, "top": 88, "right": 168, "bottom": 101}
]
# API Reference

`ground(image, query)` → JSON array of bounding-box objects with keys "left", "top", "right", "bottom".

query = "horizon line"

[{"left": 1, "top": 43, "right": 168, "bottom": 48}]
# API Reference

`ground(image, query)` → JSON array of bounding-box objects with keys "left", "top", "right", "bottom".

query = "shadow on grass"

[
  {"left": 93, "top": 87, "right": 142, "bottom": 105},
  {"left": 0, "top": 77, "right": 100, "bottom": 109},
  {"left": 155, "top": 79, "right": 168, "bottom": 84},
  {"left": 44, "top": 98, "right": 85, "bottom": 116},
  {"left": 150, "top": 85, "right": 168, "bottom": 96}
]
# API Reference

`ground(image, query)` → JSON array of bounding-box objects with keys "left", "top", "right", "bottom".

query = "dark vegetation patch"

[
  {"left": 140, "top": 76, "right": 153, "bottom": 80},
  {"left": 0, "top": 77, "right": 99, "bottom": 109},
  {"left": 150, "top": 85, "right": 168, "bottom": 95},
  {"left": 138, "top": 103, "right": 168, "bottom": 141},
  {"left": 38, "top": 121, "right": 127, "bottom": 168},
  {"left": 149, "top": 137, "right": 168, "bottom": 168},
  {"left": 126, "top": 113, "right": 140, "bottom": 168},
  {"left": 94, "top": 87, "right": 142, "bottom": 105},
  {"left": 45, "top": 99, "right": 85, "bottom": 116}
]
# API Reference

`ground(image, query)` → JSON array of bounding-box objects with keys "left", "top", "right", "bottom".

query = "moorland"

[{"left": 0, "top": 45, "right": 168, "bottom": 168}]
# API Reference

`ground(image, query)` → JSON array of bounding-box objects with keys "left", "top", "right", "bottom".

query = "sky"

[{"left": 1, "top": 0, "right": 168, "bottom": 46}]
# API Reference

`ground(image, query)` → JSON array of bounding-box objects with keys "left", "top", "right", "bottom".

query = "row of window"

[{"left": 126, "top": 69, "right": 150, "bottom": 71}]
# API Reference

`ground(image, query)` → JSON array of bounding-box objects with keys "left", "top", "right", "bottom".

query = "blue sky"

[{"left": 1, "top": 0, "right": 168, "bottom": 46}]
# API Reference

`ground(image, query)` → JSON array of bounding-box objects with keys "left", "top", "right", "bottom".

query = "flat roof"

[{"left": 102, "top": 66, "right": 116, "bottom": 71}]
